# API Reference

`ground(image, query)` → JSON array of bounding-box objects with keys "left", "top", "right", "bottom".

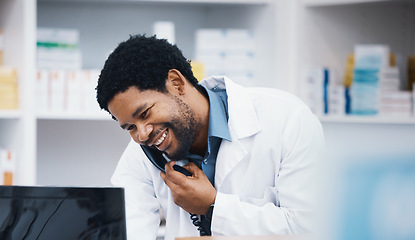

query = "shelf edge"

[
  {"left": 36, "top": 112, "right": 113, "bottom": 121},
  {"left": 319, "top": 115, "right": 415, "bottom": 124},
  {"left": 0, "top": 110, "right": 22, "bottom": 119}
]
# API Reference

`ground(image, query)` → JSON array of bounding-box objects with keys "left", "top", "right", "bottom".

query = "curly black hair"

[{"left": 96, "top": 34, "right": 201, "bottom": 112}]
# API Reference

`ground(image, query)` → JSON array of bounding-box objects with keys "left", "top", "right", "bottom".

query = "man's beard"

[{"left": 163, "top": 95, "right": 201, "bottom": 160}]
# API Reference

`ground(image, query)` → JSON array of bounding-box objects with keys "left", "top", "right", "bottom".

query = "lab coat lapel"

[
  {"left": 211, "top": 76, "right": 261, "bottom": 188},
  {"left": 214, "top": 135, "right": 246, "bottom": 188}
]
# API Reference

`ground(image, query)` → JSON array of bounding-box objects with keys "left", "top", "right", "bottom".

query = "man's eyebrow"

[
  {"left": 119, "top": 104, "right": 147, "bottom": 130},
  {"left": 132, "top": 104, "right": 147, "bottom": 118}
]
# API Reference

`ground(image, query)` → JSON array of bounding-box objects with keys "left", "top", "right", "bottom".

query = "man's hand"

[{"left": 160, "top": 161, "right": 216, "bottom": 215}]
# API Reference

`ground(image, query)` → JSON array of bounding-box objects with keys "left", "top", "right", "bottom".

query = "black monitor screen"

[{"left": 0, "top": 186, "right": 126, "bottom": 240}]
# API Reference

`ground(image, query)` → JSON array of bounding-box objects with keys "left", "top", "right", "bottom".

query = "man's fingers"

[
  {"left": 164, "top": 161, "right": 189, "bottom": 184},
  {"left": 161, "top": 167, "right": 180, "bottom": 193},
  {"left": 182, "top": 162, "right": 200, "bottom": 176},
  {"left": 160, "top": 171, "right": 166, "bottom": 181}
]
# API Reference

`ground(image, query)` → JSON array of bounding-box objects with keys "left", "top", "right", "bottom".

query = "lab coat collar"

[{"left": 199, "top": 76, "right": 261, "bottom": 140}]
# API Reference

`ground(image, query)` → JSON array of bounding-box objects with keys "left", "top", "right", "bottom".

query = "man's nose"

[{"left": 136, "top": 123, "right": 153, "bottom": 143}]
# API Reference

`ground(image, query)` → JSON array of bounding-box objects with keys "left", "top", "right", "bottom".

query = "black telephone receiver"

[
  {"left": 140, "top": 145, "right": 210, "bottom": 236},
  {"left": 140, "top": 145, "right": 192, "bottom": 176}
]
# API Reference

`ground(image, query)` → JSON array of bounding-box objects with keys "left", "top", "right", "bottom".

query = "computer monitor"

[{"left": 0, "top": 186, "right": 126, "bottom": 240}]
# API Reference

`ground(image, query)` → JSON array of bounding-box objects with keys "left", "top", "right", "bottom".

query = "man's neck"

[{"left": 188, "top": 87, "right": 210, "bottom": 157}]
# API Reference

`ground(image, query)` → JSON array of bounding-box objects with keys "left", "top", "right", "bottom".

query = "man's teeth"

[{"left": 155, "top": 131, "right": 167, "bottom": 146}]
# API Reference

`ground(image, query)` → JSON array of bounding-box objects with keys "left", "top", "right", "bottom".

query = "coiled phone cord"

[{"left": 189, "top": 213, "right": 208, "bottom": 236}]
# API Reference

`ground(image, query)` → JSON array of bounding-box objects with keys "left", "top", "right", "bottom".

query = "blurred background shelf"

[
  {"left": 0, "top": 110, "right": 22, "bottom": 119},
  {"left": 319, "top": 115, "right": 415, "bottom": 124},
  {"left": 1, "top": 0, "right": 282, "bottom": 186},
  {"left": 36, "top": 111, "right": 113, "bottom": 120},
  {"left": 1, "top": 0, "right": 414, "bottom": 188}
]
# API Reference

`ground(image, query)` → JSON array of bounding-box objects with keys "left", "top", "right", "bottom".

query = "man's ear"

[{"left": 166, "top": 69, "right": 186, "bottom": 95}]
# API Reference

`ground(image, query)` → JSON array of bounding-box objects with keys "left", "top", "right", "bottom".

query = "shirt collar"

[{"left": 204, "top": 87, "right": 231, "bottom": 142}]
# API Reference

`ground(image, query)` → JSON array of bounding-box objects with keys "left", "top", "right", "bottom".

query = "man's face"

[{"left": 108, "top": 86, "right": 201, "bottom": 160}]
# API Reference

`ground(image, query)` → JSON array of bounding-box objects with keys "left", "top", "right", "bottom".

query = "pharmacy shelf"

[
  {"left": 36, "top": 111, "right": 113, "bottom": 120},
  {"left": 302, "top": 0, "right": 393, "bottom": 7},
  {"left": 2, "top": 0, "right": 414, "bottom": 188},
  {"left": 0, "top": 110, "right": 22, "bottom": 119},
  {"left": 32, "top": 0, "right": 280, "bottom": 188},
  {"left": 319, "top": 115, "right": 415, "bottom": 124}
]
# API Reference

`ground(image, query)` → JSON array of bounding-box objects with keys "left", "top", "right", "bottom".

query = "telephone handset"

[
  {"left": 140, "top": 145, "right": 210, "bottom": 236},
  {"left": 140, "top": 145, "right": 191, "bottom": 176}
]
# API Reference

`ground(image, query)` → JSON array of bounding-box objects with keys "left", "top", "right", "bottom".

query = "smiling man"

[
  {"left": 108, "top": 71, "right": 207, "bottom": 160},
  {"left": 96, "top": 34, "right": 324, "bottom": 240}
]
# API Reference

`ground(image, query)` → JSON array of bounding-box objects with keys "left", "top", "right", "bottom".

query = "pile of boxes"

[
  {"left": 350, "top": 45, "right": 412, "bottom": 117},
  {"left": 36, "top": 27, "right": 101, "bottom": 114},
  {"left": 303, "top": 44, "right": 414, "bottom": 118},
  {"left": 36, "top": 69, "right": 101, "bottom": 114},
  {"left": 302, "top": 67, "right": 345, "bottom": 116},
  {"left": 195, "top": 29, "right": 255, "bottom": 86}
]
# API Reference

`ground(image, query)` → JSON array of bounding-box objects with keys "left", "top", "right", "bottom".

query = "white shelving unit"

[
  {"left": 1, "top": 0, "right": 281, "bottom": 186},
  {"left": 0, "top": 0, "right": 37, "bottom": 185},
  {"left": 296, "top": 0, "right": 415, "bottom": 159},
  {"left": 298, "top": 0, "right": 415, "bottom": 86},
  {"left": 1, "top": 0, "right": 414, "bottom": 187}
]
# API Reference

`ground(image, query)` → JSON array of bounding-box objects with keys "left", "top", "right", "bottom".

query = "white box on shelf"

[
  {"left": 379, "top": 66, "right": 400, "bottom": 91},
  {"left": 224, "top": 71, "right": 255, "bottom": 87},
  {"left": 37, "top": 48, "right": 82, "bottom": 70},
  {"left": 225, "top": 29, "right": 255, "bottom": 53},
  {"left": 82, "top": 69, "right": 101, "bottom": 113},
  {"left": 224, "top": 52, "right": 255, "bottom": 72},
  {"left": 37, "top": 27, "right": 79, "bottom": 45},
  {"left": 195, "top": 28, "right": 256, "bottom": 84},
  {"left": 48, "top": 70, "right": 65, "bottom": 112},
  {"left": 195, "top": 53, "right": 225, "bottom": 76},
  {"left": 354, "top": 44, "right": 390, "bottom": 70},
  {"left": 195, "top": 29, "right": 226, "bottom": 53},
  {"left": 37, "top": 27, "right": 82, "bottom": 70},
  {"left": 378, "top": 83, "right": 411, "bottom": 117},
  {"left": 153, "top": 21, "right": 175, "bottom": 44},
  {"left": 301, "top": 67, "right": 327, "bottom": 116},
  {"left": 65, "top": 70, "right": 82, "bottom": 112},
  {"left": 36, "top": 70, "right": 49, "bottom": 113},
  {"left": 328, "top": 84, "right": 346, "bottom": 116}
]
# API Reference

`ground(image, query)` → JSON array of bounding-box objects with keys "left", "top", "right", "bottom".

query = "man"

[{"left": 96, "top": 34, "right": 324, "bottom": 240}]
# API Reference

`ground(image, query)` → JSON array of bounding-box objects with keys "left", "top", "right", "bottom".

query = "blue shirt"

[{"left": 187, "top": 86, "right": 231, "bottom": 186}]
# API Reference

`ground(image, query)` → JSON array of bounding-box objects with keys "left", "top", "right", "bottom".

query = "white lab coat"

[{"left": 111, "top": 76, "right": 325, "bottom": 240}]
